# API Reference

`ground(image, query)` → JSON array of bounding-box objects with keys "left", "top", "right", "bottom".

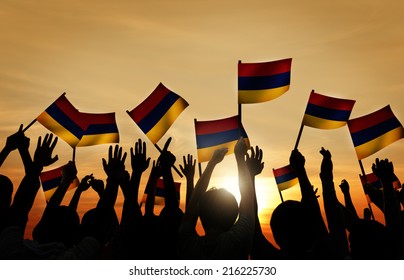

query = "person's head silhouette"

[
  {"left": 198, "top": 188, "right": 238, "bottom": 233},
  {"left": 33, "top": 205, "right": 80, "bottom": 248},
  {"left": 270, "top": 200, "right": 316, "bottom": 258}
]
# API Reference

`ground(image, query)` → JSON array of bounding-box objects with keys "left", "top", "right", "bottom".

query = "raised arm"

[
  {"left": 246, "top": 145, "right": 280, "bottom": 259},
  {"left": 319, "top": 147, "right": 348, "bottom": 258},
  {"left": 289, "top": 149, "right": 328, "bottom": 236},
  {"left": 98, "top": 145, "right": 127, "bottom": 211},
  {"left": 339, "top": 179, "right": 359, "bottom": 219},
  {"left": 180, "top": 154, "right": 196, "bottom": 209},
  {"left": 8, "top": 134, "right": 58, "bottom": 231},
  {"left": 144, "top": 160, "right": 162, "bottom": 217},
  {"left": 180, "top": 147, "right": 227, "bottom": 231},
  {"left": 121, "top": 139, "right": 150, "bottom": 225},
  {"left": 158, "top": 138, "right": 178, "bottom": 211},
  {"left": 69, "top": 174, "right": 93, "bottom": 211},
  {"left": 372, "top": 158, "right": 404, "bottom": 258}
]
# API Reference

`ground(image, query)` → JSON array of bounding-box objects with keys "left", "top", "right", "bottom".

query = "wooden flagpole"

[
  {"left": 294, "top": 123, "right": 304, "bottom": 150},
  {"left": 72, "top": 147, "right": 76, "bottom": 162},
  {"left": 194, "top": 118, "right": 203, "bottom": 178},
  {"left": 358, "top": 159, "right": 375, "bottom": 220}
]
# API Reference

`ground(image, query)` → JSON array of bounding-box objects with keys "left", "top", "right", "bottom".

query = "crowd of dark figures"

[{"left": 1, "top": 126, "right": 404, "bottom": 260}]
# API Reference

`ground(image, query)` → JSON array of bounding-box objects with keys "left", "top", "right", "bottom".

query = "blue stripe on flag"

[{"left": 238, "top": 72, "right": 290, "bottom": 90}]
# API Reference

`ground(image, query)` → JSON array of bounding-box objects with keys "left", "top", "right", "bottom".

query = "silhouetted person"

[
  {"left": 178, "top": 137, "right": 255, "bottom": 259},
  {"left": 248, "top": 145, "right": 282, "bottom": 260},
  {"left": 180, "top": 154, "right": 196, "bottom": 209},
  {"left": 269, "top": 149, "right": 332, "bottom": 259}
]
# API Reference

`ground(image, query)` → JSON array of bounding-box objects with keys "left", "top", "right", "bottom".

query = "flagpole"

[
  {"left": 154, "top": 143, "right": 183, "bottom": 178},
  {"left": 72, "top": 147, "right": 76, "bottom": 162},
  {"left": 22, "top": 119, "right": 37, "bottom": 132},
  {"left": 197, "top": 161, "right": 203, "bottom": 178},
  {"left": 238, "top": 60, "right": 242, "bottom": 139},
  {"left": 294, "top": 123, "right": 304, "bottom": 150},
  {"left": 278, "top": 188, "right": 284, "bottom": 203},
  {"left": 358, "top": 159, "right": 375, "bottom": 220}
]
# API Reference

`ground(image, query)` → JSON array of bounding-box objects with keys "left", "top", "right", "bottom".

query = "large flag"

[
  {"left": 141, "top": 178, "right": 181, "bottom": 205},
  {"left": 195, "top": 115, "right": 250, "bottom": 163},
  {"left": 302, "top": 91, "right": 356, "bottom": 129},
  {"left": 37, "top": 94, "right": 86, "bottom": 147},
  {"left": 347, "top": 105, "right": 404, "bottom": 160},
  {"left": 77, "top": 112, "right": 119, "bottom": 147},
  {"left": 238, "top": 58, "right": 292, "bottom": 104},
  {"left": 273, "top": 165, "right": 298, "bottom": 191},
  {"left": 127, "top": 83, "right": 189, "bottom": 144},
  {"left": 40, "top": 165, "right": 79, "bottom": 202}
]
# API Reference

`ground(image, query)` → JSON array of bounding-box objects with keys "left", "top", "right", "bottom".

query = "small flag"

[
  {"left": 141, "top": 178, "right": 181, "bottom": 205},
  {"left": 359, "top": 173, "right": 382, "bottom": 190},
  {"left": 195, "top": 115, "right": 249, "bottom": 163},
  {"left": 302, "top": 91, "right": 356, "bottom": 129},
  {"left": 347, "top": 105, "right": 404, "bottom": 160},
  {"left": 127, "top": 83, "right": 188, "bottom": 144},
  {"left": 273, "top": 165, "right": 298, "bottom": 191},
  {"left": 40, "top": 165, "right": 79, "bottom": 202},
  {"left": 37, "top": 94, "right": 86, "bottom": 147},
  {"left": 76, "top": 112, "right": 119, "bottom": 147},
  {"left": 238, "top": 58, "right": 292, "bottom": 104}
]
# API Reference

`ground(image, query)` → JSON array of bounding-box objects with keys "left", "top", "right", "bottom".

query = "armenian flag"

[
  {"left": 195, "top": 115, "right": 249, "bottom": 163},
  {"left": 359, "top": 173, "right": 382, "bottom": 190},
  {"left": 302, "top": 91, "right": 356, "bottom": 129},
  {"left": 273, "top": 165, "right": 298, "bottom": 191},
  {"left": 40, "top": 165, "right": 79, "bottom": 201},
  {"left": 37, "top": 93, "right": 86, "bottom": 147},
  {"left": 127, "top": 83, "right": 188, "bottom": 144},
  {"left": 77, "top": 112, "right": 119, "bottom": 146},
  {"left": 347, "top": 105, "right": 404, "bottom": 160},
  {"left": 238, "top": 58, "right": 292, "bottom": 104}
]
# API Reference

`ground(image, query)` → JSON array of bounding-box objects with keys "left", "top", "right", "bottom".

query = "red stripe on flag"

[
  {"left": 273, "top": 165, "right": 294, "bottom": 177},
  {"left": 308, "top": 91, "right": 356, "bottom": 111},
  {"left": 348, "top": 105, "right": 397, "bottom": 133},
  {"left": 238, "top": 58, "right": 292, "bottom": 77},
  {"left": 195, "top": 116, "right": 240, "bottom": 135},
  {"left": 128, "top": 83, "right": 171, "bottom": 123},
  {"left": 40, "top": 166, "right": 64, "bottom": 182}
]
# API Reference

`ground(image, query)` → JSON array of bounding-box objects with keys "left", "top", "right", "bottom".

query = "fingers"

[{"left": 163, "top": 137, "right": 172, "bottom": 152}]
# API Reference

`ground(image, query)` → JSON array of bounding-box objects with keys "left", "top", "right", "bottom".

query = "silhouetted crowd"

[{"left": 1, "top": 126, "right": 404, "bottom": 259}]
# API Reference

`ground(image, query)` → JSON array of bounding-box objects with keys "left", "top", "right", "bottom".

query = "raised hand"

[
  {"left": 157, "top": 137, "right": 176, "bottom": 170},
  {"left": 33, "top": 133, "right": 58, "bottom": 171},
  {"left": 91, "top": 178, "right": 105, "bottom": 198},
  {"left": 234, "top": 137, "right": 248, "bottom": 159},
  {"left": 210, "top": 148, "right": 228, "bottom": 165},
  {"left": 339, "top": 179, "right": 350, "bottom": 194},
  {"left": 61, "top": 161, "right": 78, "bottom": 184},
  {"left": 320, "top": 147, "right": 333, "bottom": 181},
  {"left": 289, "top": 149, "right": 305, "bottom": 172},
  {"left": 130, "top": 139, "right": 150, "bottom": 174},
  {"left": 78, "top": 174, "right": 94, "bottom": 192},
  {"left": 5, "top": 124, "right": 27, "bottom": 152},
  {"left": 102, "top": 145, "right": 127, "bottom": 182},
  {"left": 246, "top": 145, "right": 264, "bottom": 177},
  {"left": 372, "top": 158, "right": 397, "bottom": 183},
  {"left": 180, "top": 154, "right": 196, "bottom": 180}
]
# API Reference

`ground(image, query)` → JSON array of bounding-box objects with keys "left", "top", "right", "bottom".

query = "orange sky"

[{"left": 1, "top": 0, "right": 404, "bottom": 244}]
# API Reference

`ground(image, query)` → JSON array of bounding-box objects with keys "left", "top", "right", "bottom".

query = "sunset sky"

[{"left": 1, "top": 0, "right": 404, "bottom": 244}]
